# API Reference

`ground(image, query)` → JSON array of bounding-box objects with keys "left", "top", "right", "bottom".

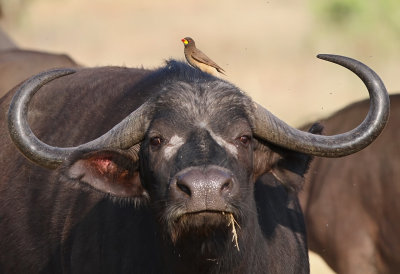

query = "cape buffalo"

[
  {"left": 0, "top": 27, "right": 79, "bottom": 98},
  {"left": 0, "top": 55, "right": 389, "bottom": 273},
  {"left": 0, "top": 48, "right": 79, "bottom": 98},
  {"left": 300, "top": 94, "right": 399, "bottom": 274}
]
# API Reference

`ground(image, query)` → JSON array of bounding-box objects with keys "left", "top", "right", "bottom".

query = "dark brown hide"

[{"left": 300, "top": 94, "right": 400, "bottom": 274}]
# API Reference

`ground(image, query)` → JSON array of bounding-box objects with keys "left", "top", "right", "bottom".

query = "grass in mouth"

[{"left": 226, "top": 212, "right": 240, "bottom": 251}]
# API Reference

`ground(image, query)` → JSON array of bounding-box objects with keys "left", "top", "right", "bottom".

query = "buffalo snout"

[{"left": 170, "top": 166, "right": 238, "bottom": 213}]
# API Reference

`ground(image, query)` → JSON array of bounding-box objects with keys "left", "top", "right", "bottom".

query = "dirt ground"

[{"left": 1, "top": 0, "right": 399, "bottom": 272}]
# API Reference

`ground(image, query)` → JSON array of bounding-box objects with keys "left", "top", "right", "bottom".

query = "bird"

[{"left": 181, "top": 37, "right": 226, "bottom": 76}]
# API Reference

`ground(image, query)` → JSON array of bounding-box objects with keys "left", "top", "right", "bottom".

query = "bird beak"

[{"left": 181, "top": 39, "right": 188, "bottom": 45}]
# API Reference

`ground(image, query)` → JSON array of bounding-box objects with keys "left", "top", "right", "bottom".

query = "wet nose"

[{"left": 171, "top": 166, "right": 237, "bottom": 211}]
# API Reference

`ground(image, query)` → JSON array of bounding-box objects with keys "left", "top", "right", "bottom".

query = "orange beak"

[{"left": 181, "top": 38, "right": 188, "bottom": 45}]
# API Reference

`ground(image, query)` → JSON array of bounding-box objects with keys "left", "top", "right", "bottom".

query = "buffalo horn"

[
  {"left": 252, "top": 54, "right": 390, "bottom": 157},
  {"left": 8, "top": 69, "right": 150, "bottom": 169}
]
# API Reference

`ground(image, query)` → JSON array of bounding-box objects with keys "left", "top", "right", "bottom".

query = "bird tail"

[{"left": 217, "top": 68, "right": 226, "bottom": 75}]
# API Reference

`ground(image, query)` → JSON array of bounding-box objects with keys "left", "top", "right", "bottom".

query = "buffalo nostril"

[
  {"left": 177, "top": 181, "right": 192, "bottom": 196},
  {"left": 221, "top": 180, "right": 232, "bottom": 193}
]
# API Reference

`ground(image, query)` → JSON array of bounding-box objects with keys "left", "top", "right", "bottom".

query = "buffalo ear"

[
  {"left": 271, "top": 123, "right": 324, "bottom": 192},
  {"left": 66, "top": 149, "right": 147, "bottom": 199},
  {"left": 254, "top": 123, "right": 323, "bottom": 193},
  {"left": 268, "top": 149, "right": 313, "bottom": 193}
]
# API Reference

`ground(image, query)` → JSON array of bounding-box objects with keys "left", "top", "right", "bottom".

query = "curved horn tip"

[
  {"left": 316, "top": 54, "right": 345, "bottom": 62},
  {"left": 22, "top": 68, "right": 78, "bottom": 87},
  {"left": 43, "top": 68, "right": 77, "bottom": 78},
  {"left": 316, "top": 53, "right": 333, "bottom": 59},
  {"left": 316, "top": 54, "right": 366, "bottom": 70}
]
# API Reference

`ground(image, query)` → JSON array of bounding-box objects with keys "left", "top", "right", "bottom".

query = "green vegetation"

[
  {"left": 310, "top": 0, "right": 400, "bottom": 34},
  {"left": 309, "top": 0, "right": 400, "bottom": 51}
]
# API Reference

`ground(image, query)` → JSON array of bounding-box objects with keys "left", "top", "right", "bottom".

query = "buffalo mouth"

[{"left": 167, "top": 210, "right": 241, "bottom": 252}]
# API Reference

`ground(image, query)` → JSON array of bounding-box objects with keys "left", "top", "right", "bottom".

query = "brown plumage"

[{"left": 181, "top": 37, "right": 225, "bottom": 76}]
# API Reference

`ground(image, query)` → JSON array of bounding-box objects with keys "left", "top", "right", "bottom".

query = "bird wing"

[{"left": 191, "top": 49, "right": 225, "bottom": 73}]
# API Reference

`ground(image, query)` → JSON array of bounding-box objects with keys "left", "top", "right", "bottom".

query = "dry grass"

[{"left": 225, "top": 212, "right": 240, "bottom": 251}]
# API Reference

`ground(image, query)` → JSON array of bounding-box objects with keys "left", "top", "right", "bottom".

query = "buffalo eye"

[
  {"left": 150, "top": 136, "right": 163, "bottom": 148},
  {"left": 238, "top": 135, "right": 251, "bottom": 147}
]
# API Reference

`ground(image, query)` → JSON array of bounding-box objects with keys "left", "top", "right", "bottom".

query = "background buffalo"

[{"left": 300, "top": 94, "right": 400, "bottom": 274}]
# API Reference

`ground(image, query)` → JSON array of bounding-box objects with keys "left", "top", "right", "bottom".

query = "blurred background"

[{"left": 1, "top": 0, "right": 399, "bottom": 272}]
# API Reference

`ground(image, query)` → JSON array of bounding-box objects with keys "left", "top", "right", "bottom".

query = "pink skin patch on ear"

[
  {"left": 91, "top": 157, "right": 130, "bottom": 181},
  {"left": 93, "top": 157, "right": 113, "bottom": 174},
  {"left": 91, "top": 157, "right": 121, "bottom": 175}
]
